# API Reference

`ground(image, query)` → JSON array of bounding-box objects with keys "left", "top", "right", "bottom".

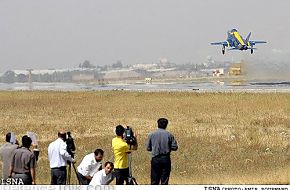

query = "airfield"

[
  {"left": 0, "top": 89, "right": 289, "bottom": 184},
  {"left": 1, "top": 77, "right": 290, "bottom": 92}
]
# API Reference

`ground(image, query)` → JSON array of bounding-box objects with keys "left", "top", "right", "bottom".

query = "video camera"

[
  {"left": 124, "top": 126, "right": 137, "bottom": 146},
  {"left": 66, "top": 132, "right": 76, "bottom": 158},
  {"left": 65, "top": 132, "right": 80, "bottom": 185},
  {"left": 124, "top": 127, "right": 138, "bottom": 184}
]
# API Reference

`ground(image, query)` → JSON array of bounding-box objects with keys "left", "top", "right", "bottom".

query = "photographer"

[
  {"left": 48, "top": 131, "right": 75, "bottom": 185},
  {"left": 76, "top": 149, "right": 104, "bottom": 185},
  {"left": 112, "top": 125, "right": 137, "bottom": 185},
  {"left": 146, "top": 118, "right": 178, "bottom": 185}
]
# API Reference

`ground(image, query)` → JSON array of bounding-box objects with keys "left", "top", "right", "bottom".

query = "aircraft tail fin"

[{"left": 245, "top": 32, "right": 251, "bottom": 44}]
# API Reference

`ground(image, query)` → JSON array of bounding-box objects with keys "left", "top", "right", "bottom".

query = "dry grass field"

[{"left": 0, "top": 91, "right": 289, "bottom": 184}]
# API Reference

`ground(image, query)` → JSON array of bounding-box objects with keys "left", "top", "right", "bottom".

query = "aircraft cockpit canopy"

[{"left": 230, "top": 29, "right": 238, "bottom": 33}]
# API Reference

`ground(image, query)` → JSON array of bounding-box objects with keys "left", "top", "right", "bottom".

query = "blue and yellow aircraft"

[{"left": 211, "top": 29, "right": 266, "bottom": 54}]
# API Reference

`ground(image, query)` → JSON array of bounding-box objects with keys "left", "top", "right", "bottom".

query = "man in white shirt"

[
  {"left": 48, "top": 131, "right": 74, "bottom": 185},
  {"left": 77, "top": 149, "right": 104, "bottom": 185},
  {"left": 89, "top": 162, "right": 114, "bottom": 186}
]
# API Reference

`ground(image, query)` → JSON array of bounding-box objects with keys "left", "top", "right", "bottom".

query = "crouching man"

[
  {"left": 89, "top": 162, "right": 114, "bottom": 186},
  {"left": 77, "top": 149, "right": 104, "bottom": 185}
]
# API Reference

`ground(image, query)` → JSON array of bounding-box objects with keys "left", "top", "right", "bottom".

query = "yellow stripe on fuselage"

[
  {"left": 226, "top": 41, "right": 230, "bottom": 47},
  {"left": 233, "top": 32, "right": 245, "bottom": 46}
]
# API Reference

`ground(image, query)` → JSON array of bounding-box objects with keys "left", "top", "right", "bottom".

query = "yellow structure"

[{"left": 229, "top": 61, "right": 245, "bottom": 76}]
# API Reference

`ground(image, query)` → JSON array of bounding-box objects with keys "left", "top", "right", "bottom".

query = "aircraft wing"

[
  {"left": 210, "top": 41, "right": 228, "bottom": 46},
  {"left": 228, "top": 47, "right": 257, "bottom": 51},
  {"left": 249, "top": 41, "right": 267, "bottom": 45}
]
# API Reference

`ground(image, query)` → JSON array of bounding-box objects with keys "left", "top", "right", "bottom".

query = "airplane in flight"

[{"left": 210, "top": 29, "right": 266, "bottom": 54}]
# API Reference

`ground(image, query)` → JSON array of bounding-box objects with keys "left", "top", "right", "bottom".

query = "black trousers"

[
  {"left": 114, "top": 168, "right": 129, "bottom": 185},
  {"left": 151, "top": 155, "right": 171, "bottom": 185},
  {"left": 50, "top": 166, "right": 67, "bottom": 185},
  {"left": 13, "top": 173, "right": 32, "bottom": 185},
  {"left": 76, "top": 172, "right": 91, "bottom": 185}
]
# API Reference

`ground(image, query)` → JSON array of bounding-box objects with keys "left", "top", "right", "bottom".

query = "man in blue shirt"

[{"left": 146, "top": 118, "right": 178, "bottom": 185}]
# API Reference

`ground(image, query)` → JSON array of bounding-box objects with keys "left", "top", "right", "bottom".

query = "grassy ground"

[{"left": 0, "top": 91, "right": 289, "bottom": 184}]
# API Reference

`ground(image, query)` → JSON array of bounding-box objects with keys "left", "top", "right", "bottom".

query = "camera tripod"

[
  {"left": 128, "top": 153, "right": 138, "bottom": 185},
  {"left": 67, "top": 162, "right": 81, "bottom": 185}
]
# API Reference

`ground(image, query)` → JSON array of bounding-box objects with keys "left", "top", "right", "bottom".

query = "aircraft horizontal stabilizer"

[
  {"left": 210, "top": 41, "right": 228, "bottom": 46},
  {"left": 250, "top": 41, "right": 267, "bottom": 45}
]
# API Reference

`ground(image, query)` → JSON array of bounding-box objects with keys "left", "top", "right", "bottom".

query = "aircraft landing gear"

[
  {"left": 222, "top": 46, "right": 225, "bottom": 55},
  {"left": 251, "top": 49, "right": 253, "bottom": 54}
]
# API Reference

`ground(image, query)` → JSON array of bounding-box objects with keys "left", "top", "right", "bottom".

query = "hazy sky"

[{"left": 1, "top": 0, "right": 290, "bottom": 72}]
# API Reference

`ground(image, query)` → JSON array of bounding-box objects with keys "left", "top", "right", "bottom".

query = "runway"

[{"left": 1, "top": 80, "right": 290, "bottom": 92}]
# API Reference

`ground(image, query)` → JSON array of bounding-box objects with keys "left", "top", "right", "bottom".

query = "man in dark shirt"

[
  {"left": 146, "top": 118, "right": 178, "bottom": 185},
  {"left": 9, "top": 135, "right": 36, "bottom": 185}
]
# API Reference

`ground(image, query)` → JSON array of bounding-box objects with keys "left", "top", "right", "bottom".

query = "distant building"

[
  {"left": 131, "top": 63, "right": 158, "bottom": 70},
  {"left": 229, "top": 63, "right": 244, "bottom": 76},
  {"left": 0, "top": 68, "right": 99, "bottom": 83},
  {"left": 152, "top": 70, "right": 188, "bottom": 78},
  {"left": 102, "top": 69, "right": 142, "bottom": 80},
  {"left": 72, "top": 74, "right": 95, "bottom": 81}
]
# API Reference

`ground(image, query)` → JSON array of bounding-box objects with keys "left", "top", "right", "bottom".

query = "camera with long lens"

[
  {"left": 124, "top": 126, "right": 137, "bottom": 146},
  {"left": 66, "top": 132, "right": 76, "bottom": 158}
]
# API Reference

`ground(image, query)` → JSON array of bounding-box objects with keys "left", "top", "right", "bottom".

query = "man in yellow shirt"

[{"left": 112, "top": 125, "right": 137, "bottom": 185}]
